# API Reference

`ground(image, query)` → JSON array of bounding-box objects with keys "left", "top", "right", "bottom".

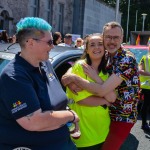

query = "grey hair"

[{"left": 103, "top": 21, "right": 124, "bottom": 35}]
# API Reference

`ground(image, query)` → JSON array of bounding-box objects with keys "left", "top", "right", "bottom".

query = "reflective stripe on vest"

[{"left": 140, "top": 55, "right": 150, "bottom": 89}]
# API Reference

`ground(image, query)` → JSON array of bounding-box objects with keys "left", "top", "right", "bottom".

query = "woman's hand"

[{"left": 82, "top": 63, "right": 103, "bottom": 84}]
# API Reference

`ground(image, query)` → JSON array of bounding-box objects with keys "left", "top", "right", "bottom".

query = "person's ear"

[{"left": 26, "top": 38, "right": 35, "bottom": 48}]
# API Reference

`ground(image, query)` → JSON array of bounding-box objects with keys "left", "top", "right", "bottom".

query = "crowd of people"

[
  {"left": 52, "top": 31, "right": 84, "bottom": 48},
  {"left": 0, "top": 27, "right": 84, "bottom": 48},
  {"left": 0, "top": 16, "right": 149, "bottom": 150}
]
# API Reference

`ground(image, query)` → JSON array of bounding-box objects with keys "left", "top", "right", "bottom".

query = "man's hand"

[
  {"left": 104, "top": 91, "right": 116, "bottom": 103},
  {"left": 61, "top": 73, "right": 75, "bottom": 86},
  {"left": 104, "top": 100, "right": 111, "bottom": 107},
  {"left": 67, "top": 83, "right": 82, "bottom": 95}
]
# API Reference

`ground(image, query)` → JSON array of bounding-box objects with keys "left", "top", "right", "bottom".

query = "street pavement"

[{"left": 120, "top": 114, "right": 150, "bottom": 150}]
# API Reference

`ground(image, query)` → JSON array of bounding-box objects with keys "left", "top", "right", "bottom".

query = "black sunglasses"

[{"left": 32, "top": 38, "right": 53, "bottom": 46}]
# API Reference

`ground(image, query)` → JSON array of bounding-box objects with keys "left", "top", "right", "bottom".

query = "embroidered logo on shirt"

[
  {"left": 11, "top": 100, "right": 27, "bottom": 114},
  {"left": 13, "top": 147, "right": 31, "bottom": 150},
  {"left": 48, "top": 73, "right": 55, "bottom": 81}
]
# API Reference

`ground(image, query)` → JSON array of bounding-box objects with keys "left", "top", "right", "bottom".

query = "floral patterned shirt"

[{"left": 106, "top": 48, "right": 140, "bottom": 123}]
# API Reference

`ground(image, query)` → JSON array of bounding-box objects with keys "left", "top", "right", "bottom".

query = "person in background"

[
  {"left": 62, "top": 21, "right": 140, "bottom": 150},
  {"left": 0, "top": 17, "right": 79, "bottom": 150},
  {"left": 58, "top": 33, "right": 72, "bottom": 47},
  {"left": 138, "top": 43, "right": 150, "bottom": 133},
  {"left": 8, "top": 34, "right": 17, "bottom": 43},
  {"left": 53, "top": 31, "right": 62, "bottom": 45},
  {"left": 74, "top": 38, "right": 83, "bottom": 49},
  {"left": 66, "top": 33, "right": 116, "bottom": 150},
  {"left": 0, "top": 30, "right": 8, "bottom": 43}
]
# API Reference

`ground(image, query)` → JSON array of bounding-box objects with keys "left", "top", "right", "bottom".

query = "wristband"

[{"left": 68, "top": 110, "right": 75, "bottom": 123}]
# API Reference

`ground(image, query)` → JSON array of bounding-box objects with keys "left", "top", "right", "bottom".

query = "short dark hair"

[
  {"left": 53, "top": 32, "right": 62, "bottom": 45},
  {"left": 16, "top": 17, "right": 52, "bottom": 48},
  {"left": 103, "top": 21, "right": 124, "bottom": 35},
  {"left": 16, "top": 28, "right": 45, "bottom": 48},
  {"left": 64, "top": 33, "right": 72, "bottom": 39}
]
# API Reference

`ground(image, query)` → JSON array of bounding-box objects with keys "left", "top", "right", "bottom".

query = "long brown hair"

[{"left": 81, "top": 33, "right": 107, "bottom": 74}]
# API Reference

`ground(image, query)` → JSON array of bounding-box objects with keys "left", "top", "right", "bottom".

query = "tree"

[{"left": 101, "top": 0, "right": 150, "bottom": 42}]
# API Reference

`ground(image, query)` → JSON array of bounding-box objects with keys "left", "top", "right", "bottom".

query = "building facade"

[
  {"left": 0, "top": 0, "right": 74, "bottom": 36},
  {"left": 82, "top": 0, "right": 121, "bottom": 36},
  {"left": 0, "top": 0, "right": 121, "bottom": 37}
]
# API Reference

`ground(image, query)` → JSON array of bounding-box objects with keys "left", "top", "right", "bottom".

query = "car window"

[
  {"left": 127, "top": 48, "right": 148, "bottom": 63},
  {"left": 0, "top": 59, "right": 10, "bottom": 74},
  {"left": 55, "top": 57, "right": 80, "bottom": 91}
]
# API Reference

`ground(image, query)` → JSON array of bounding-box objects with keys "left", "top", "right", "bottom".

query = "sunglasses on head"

[{"left": 32, "top": 38, "right": 53, "bottom": 46}]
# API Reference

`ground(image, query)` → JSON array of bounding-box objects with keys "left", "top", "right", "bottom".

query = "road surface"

[{"left": 121, "top": 114, "right": 150, "bottom": 150}]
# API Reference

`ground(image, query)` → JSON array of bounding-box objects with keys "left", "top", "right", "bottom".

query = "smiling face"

[
  {"left": 76, "top": 38, "right": 83, "bottom": 47},
  {"left": 25, "top": 31, "right": 54, "bottom": 65},
  {"left": 103, "top": 22, "right": 123, "bottom": 56},
  {"left": 86, "top": 35, "right": 104, "bottom": 61},
  {"left": 33, "top": 31, "right": 54, "bottom": 61},
  {"left": 103, "top": 26, "right": 123, "bottom": 56}
]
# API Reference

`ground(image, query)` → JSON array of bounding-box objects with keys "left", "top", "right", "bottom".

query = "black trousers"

[{"left": 141, "top": 89, "right": 150, "bottom": 125}]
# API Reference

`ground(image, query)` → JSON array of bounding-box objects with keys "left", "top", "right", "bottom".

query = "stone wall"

[
  {"left": 83, "top": 0, "right": 121, "bottom": 36},
  {"left": 0, "top": 0, "right": 121, "bottom": 37},
  {"left": 0, "top": 0, "right": 29, "bottom": 35},
  {"left": 52, "top": 0, "right": 73, "bottom": 35},
  {"left": 0, "top": 0, "right": 73, "bottom": 36}
]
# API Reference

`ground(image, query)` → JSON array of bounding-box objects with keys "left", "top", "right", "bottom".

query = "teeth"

[{"left": 93, "top": 52, "right": 100, "bottom": 54}]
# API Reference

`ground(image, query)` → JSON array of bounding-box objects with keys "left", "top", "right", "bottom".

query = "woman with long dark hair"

[
  {"left": 53, "top": 32, "right": 62, "bottom": 45},
  {"left": 66, "top": 33, "right": 116, "bottom": 150}
]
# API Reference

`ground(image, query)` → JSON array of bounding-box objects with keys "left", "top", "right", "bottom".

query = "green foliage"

[{"left": 101, "top": 0, "right": 150, "bottom": 42}]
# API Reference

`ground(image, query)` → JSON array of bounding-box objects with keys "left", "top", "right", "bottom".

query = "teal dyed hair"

[{"left": 16, "top": 17, "right": 52, "bottom": 33}]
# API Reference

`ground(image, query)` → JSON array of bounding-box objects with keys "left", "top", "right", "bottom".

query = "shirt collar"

[{"left": 15, "top": 52, "right": 45, "bottom": 72}]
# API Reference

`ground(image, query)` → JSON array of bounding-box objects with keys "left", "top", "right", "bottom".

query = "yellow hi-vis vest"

[{"left": 140, "top": 55, "right": 150, "bottom": 89}]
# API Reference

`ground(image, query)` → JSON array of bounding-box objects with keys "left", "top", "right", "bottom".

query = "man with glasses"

[
  {"left": 58, "top": 33, "right": 73, "bottom": 47},
  {"left": 62, "top": 21, "right": 140, "bottom": 150},
  {"left": 0, "top": 17, "right": 79, "bottom": 150}
]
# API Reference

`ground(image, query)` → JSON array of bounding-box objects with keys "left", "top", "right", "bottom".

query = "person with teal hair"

[{"left": 0, "top": 17, "right": 79, "bottom": 149}]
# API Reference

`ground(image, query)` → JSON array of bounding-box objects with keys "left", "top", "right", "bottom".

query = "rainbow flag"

[
  {"left": 136, "top": 34, "right": 140, "bottom": 45},
  {"left": 147, "top": 37, "right": 150, "bottom": 45}
]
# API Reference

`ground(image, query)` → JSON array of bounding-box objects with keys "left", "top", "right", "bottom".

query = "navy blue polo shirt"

[{"left": 0, "top": 53, "right": 76, "bottom": 150}]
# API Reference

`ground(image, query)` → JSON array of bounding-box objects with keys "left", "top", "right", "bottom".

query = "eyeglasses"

[
  {"left": 104, "top": 35, "right": 121, "bottom": 42},
  {"left": 32, "top": 38, "right": 53, "bottom": 46},
  {"left": 77, "top": 41, "right": 81, "bottom": 42}
]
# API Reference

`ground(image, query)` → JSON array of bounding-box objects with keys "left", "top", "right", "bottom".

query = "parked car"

[
  {"left": 0, "top": 43, "right": 83, "bottom": 89},
  {"left": 123, "top": 45, "right": 149, "bottom": 63},
  {"left": 0, "top": 43, "right": 146, "bottom": 111}
]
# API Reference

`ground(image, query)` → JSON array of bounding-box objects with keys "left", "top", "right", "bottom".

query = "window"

[
  {"left": 30, "top": 0, "right": 39, "bottom": 17},
  {"left": 45, "top": 0, "right": 52, "bottom": 23},
  {"left": 55, "top": 57, "right": 80, "bottom": 91},
  {"left": 0, "top": 10, "right": 9, "bottom": 31},
  {"left": 58, "top": 3, "right": 64, "bottom": 33}
]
